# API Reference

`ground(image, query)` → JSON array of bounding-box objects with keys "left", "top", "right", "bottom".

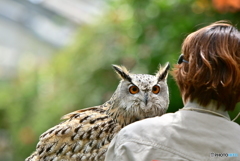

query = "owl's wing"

[
  {"left": 60, "top": 106, "right": 106, "bottom": 120},
  {"left": 26, "top": 106, "right": 121, "bottom": 161}
]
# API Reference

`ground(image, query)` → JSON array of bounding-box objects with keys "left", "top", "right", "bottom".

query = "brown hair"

[{"left": 172, "top": 21, "right": 240, "bottom": 111}]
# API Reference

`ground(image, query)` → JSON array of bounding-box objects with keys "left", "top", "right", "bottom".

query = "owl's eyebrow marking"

[
  {"left": 112, "top": 65, "right": 132, "bottom": 83},
  {"left": 124, "top": 75, "right": 133, "bottom": 83},
  {"left": 157, "top": 63, "right": 170, "bottom": 82}
]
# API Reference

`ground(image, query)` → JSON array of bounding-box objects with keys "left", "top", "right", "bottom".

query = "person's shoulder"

[
  {"left": 119, "top": 112, "right": 179, "bottom": 137},
  {"left": 130, "top": 112, "right": 178, "bottom": 128}
]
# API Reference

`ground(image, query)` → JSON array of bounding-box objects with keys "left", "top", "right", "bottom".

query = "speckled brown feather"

[{"left": 26, "top": 100, "right": 121, "bottom": 161}]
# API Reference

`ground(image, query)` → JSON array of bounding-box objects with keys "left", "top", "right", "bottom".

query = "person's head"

[{"left": 173, "top": 21, "right": 240, "bottom": 111}]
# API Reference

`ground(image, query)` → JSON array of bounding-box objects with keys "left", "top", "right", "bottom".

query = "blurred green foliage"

[{"left": 0, "top": 0, "right": 239, "bottom": 160}]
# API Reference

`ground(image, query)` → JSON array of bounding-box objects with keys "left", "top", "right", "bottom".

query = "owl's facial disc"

[
  {"left": 127, "top": 82, "right": 161, "bottom": 110},
  {"left": 112, "top": 64, "right": 169, "bottom": 121}
]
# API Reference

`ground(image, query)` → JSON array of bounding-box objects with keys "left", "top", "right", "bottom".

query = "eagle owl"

[{"left": 26, "top": 63, "right": 170, "bottom": 161}]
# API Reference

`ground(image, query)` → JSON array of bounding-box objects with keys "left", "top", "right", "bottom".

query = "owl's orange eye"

[
  {"left": 152, "top": 85, "right": 160, "bottom": 94},
  {"left": 129, "top": 85, "right": 139, "bottom": 94}
]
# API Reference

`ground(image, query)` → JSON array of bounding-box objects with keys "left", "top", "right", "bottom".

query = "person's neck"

[{"left": 183, "top": 99, "right": 230, "bottom": 119}]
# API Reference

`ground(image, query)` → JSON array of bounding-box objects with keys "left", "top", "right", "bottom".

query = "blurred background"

[{"left": 0, "top": 0, "right": 239, "bottom": 160}]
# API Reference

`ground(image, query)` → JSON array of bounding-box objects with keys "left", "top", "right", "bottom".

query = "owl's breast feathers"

[{"left": 26, "top": 104, "right": 121, "bottom": 161}]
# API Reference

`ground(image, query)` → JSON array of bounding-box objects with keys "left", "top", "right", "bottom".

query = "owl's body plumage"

[{"left": 26, "top": 64, "right": 170, "bottom": 161}]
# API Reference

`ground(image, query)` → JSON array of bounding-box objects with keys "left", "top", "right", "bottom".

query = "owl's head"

[{"left": 108, "top": 63, "right": 170, "bottom": 126}]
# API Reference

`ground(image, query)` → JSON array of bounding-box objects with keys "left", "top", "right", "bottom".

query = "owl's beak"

[{"left": 144, "top": 93, "right": 148, "bottom": 105}]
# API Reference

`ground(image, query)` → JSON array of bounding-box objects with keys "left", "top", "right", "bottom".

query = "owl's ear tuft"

[
  {"left": 156, "top": 62, "right": 170, "bottom": 82},
  {"left": 112, "top": 65, "right": 132, "bottom": 82}
]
